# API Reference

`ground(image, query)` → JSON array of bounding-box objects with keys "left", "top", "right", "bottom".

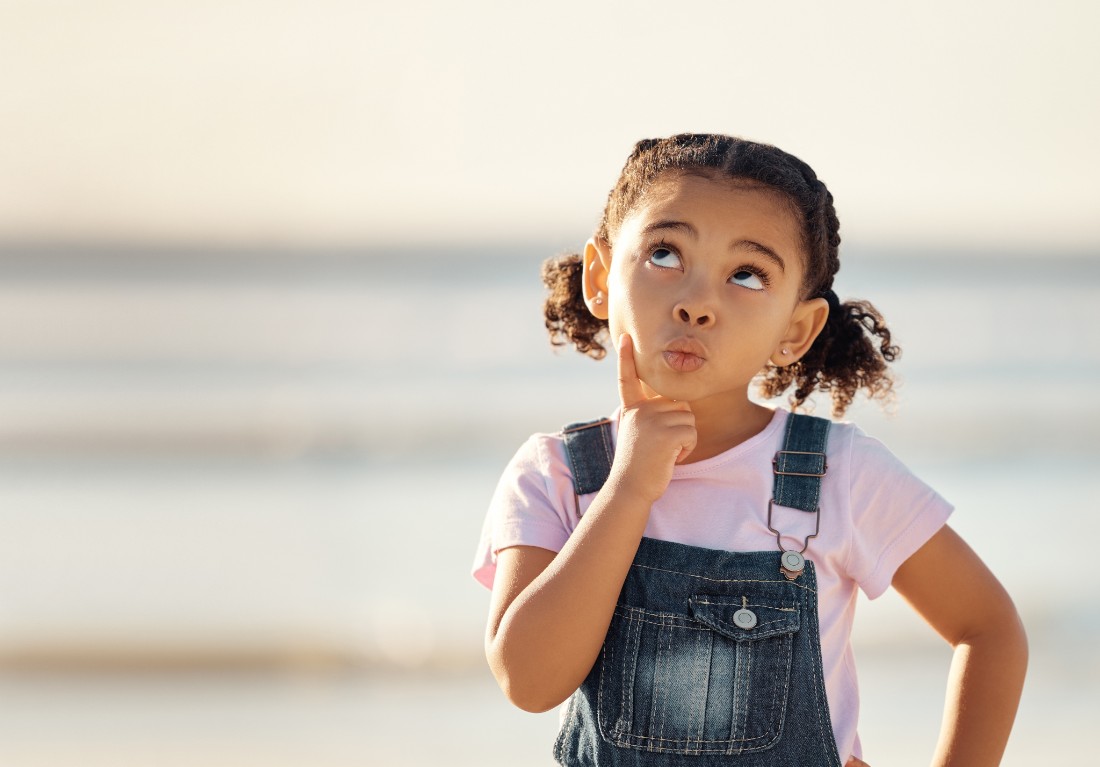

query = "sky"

[{"left": 1, "top": 0, "right": 1098, "bottom": 251}]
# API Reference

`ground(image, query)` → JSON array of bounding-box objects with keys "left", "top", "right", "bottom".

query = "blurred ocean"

[{"left": 0, "top": 245, "right": 1097, "bottom": 765}]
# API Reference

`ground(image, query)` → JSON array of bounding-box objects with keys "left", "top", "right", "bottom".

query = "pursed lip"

[{"left": 662, "top": 338, "right": 707, "bottom": 372}]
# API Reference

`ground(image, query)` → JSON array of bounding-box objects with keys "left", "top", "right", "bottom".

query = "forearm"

[
  {"left": 488, "top": 484, "right": 651, "bottom": 712},
  {"left": 931, "top": 612, "right": 1028, "bottom": 767}
]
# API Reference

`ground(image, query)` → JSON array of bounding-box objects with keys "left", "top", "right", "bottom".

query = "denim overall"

[{"left": 553, "top": 413, "right": 843, "bottom": 767}]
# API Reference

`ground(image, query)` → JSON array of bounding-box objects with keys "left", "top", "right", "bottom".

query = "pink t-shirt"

[{"left": 472, "top": 407, "right": 952, "bottom": 761}]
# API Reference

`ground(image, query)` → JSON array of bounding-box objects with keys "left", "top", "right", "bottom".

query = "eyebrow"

[{"left": 640, "top": 219, "right": 787, "bottom": 274}]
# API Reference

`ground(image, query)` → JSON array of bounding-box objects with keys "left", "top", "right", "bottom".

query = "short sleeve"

[
  {"left": 471, "top": 434, "right": 575, "bottom": 590},
  {"left": 845, "top": 428, "right": 954, "bottom": 599}
]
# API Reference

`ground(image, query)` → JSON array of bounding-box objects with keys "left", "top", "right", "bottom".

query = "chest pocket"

[{"left": 597, "top": 591, "right": 801, "bottom": 755}]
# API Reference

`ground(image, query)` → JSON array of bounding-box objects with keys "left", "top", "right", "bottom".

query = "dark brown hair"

[{"left": 543, "top": 133, "right": 899, "bottom": 417}]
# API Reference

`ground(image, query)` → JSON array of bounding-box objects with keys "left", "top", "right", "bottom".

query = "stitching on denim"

[
  {"left": 615, "top": 615, "right": 794, "bottom": 634},
  {"left": 774, "top": 413, "right": 830, "bottom": 513},
  {"left": 629, "top": 563, "right": 818, "bottom": 594},
  {"left": 690, "top": 626, "right": 710, "bottom": 745},
  {"left": 561, "top": 418, "right": 614, "bottom": 434},
  {"left": 621, "top": 728, "right": 775, "bottom": 745},
  {"left": 561, "top": 419, "right": 614, "bottom": 497},
  {"left": 563, "top": 432, "right": 584, "bottom": 496},
  {"left": 744, "top": 635, "right": 759, "bottom": 748},
  {"left": 622, "top": 609, "right": 640, "bottom": 733},
  {"left": 771, "top": 632, "right": 793, "bottom": 749},
  {"left": 607, "top": 620, "right": 796, "bottom": 752},
  {"left": 691, "top": 597, "right": 797, "bottom": 611},
  {"left": 774, "top": 410, "right": 796, "bottom": 506},
  {"left": 622, "top": 603, "right": 799, "bottom": 619},
  {"left": 804, "top": 575, "right": 844, "bottom": 766},
  {"left": 552, "top": 690, "right": 576, "bottom": 760},
  {"left": 653, "top": 615, "right": 671, "bottom": 744},
  {"left": 615, "top": 605, "right": 798, "bottom": 632},
  {"left": 604, "top": 610, "right": 792, "bottom": 753},
  {"left": 596, "top": 630, "right": 608, "bottom": 734},
  {"left": 732, "top": 637, "right": 748, "bottom": 747},
  {"left": 597, "top": 611, "right": 613, "bottom": 738}
]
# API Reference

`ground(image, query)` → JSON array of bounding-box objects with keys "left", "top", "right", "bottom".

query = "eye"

[
  {"left": 649, "top": 246, "right": 682, "bottom": 269},
  {"left": 730, "top": 268, "right": 767, "bottom": 291}
]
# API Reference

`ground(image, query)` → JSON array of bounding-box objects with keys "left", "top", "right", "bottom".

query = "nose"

[{"left": 675, "top": 302, "right": 714, "bottom": 327}]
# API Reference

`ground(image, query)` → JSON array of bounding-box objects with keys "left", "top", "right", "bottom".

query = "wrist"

[{"left": 604, "top": 468, "right": 664, "bottom": 509}]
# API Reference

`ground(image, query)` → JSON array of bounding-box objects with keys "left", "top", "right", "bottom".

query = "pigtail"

[
  {"left": 760, "top": 294, "right": 900, "bottom": 417},
  {"left": 541, "top": 254, "right": 609, "bottom": 359}
]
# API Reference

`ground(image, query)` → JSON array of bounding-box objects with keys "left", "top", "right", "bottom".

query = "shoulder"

[
  {"left": 838, "top": 420, "right": 939, "bottom": 491},
  {"left": 472, "top": 419, "right": 611, "bottom": 589},
  {"left": 489, "top": 415, "right": 615, "bottom": 526},
  {"left": 496, "top": 426, "right": 574, "bottom": 491},
  {"left": 506, "top": 413, "right": 619, "bottom": 488},
  {"left": 827, "top": 418, "right": 954, "bottom": 598},
  {"left": 821, "top": 417, "right": 946, "bottom": 509}
]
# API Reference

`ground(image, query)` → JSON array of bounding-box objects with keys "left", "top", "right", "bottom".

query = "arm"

[
  {"left": 484, "top": 492, "right": 650, "bottom": 713},
  {"left": 484, "top": 334, "right": 696, "bottom": 712},
  {"left": 891, "top": 524, "right": 1028, "bottom": 766}
]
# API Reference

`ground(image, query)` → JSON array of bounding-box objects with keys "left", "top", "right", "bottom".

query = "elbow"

[
  {"left": 485, "top": 638, "right": 568, "bottom": 713},
  {"left": 498, "top": 674, "right": 567, "bottom": 714},
  {"left": 956, "top": 601, "right": 1030, "bottom": 670}
]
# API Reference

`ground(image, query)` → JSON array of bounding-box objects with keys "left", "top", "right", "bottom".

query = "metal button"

[
  {"left": 781, "top": 550, "right": 805, "bottom": 573},
  {"left": 733, "top": 608, "right": 757, "bottom": 629}
]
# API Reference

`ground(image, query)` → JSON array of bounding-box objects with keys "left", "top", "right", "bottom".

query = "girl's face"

[{"left": 585, "top": 171, "right": 826, "bottom": 407}]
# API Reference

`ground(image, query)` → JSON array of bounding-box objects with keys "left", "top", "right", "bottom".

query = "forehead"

[{"left": 626, "top": 171, "right": 803, "bottom": 241}]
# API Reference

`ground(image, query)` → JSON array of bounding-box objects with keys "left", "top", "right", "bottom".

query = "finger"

[
  {"left": 674, "top": 425, "right": 697, "bottom": 465},
  {"left": 617, "top": 333, "right": 647, "bottom": 407}
]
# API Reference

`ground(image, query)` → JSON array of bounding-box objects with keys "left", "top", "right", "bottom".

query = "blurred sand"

[{"left": 0, "top": 637, "right": 1089, "bottom": 766}]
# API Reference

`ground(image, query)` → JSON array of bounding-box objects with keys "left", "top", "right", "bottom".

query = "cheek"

[{"left": 609, "top": 293, "right": 648, "bottom": 342}]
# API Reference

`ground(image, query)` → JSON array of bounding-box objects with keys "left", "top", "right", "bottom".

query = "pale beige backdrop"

[{"left": 0, "top": 2, "right": 1097, "bottom": 766}]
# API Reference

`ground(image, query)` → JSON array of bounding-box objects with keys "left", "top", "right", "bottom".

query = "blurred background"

[{"left": 1, "top": 1, "right": 1098, "bottom": 764}]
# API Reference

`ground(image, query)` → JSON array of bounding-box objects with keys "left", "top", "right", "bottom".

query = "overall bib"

[{"left": 553, "top": 413, "right": 843, "bottom": 767}]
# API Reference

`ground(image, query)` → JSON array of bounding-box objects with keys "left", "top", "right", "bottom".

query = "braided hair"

[{"left": 543, "top": 133, "right": 898, "bottom": 417}]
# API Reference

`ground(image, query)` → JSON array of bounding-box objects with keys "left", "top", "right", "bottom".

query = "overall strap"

[
  {"left": 561, "top": 418, "right": 615, "bottom": 496},
  {"left": 772, "top": 413, "right": 831, "bottom": 512},
  {"left": 562, "top": 412, "right": 829, "bottom": 508}
]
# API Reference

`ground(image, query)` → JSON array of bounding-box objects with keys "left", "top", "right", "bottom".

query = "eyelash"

[
  {"left": 732, "top": 263, "right": 772, "bottom": 289},
  {"left": 647, "top": 240, "right": 772, "bottom": 289}
]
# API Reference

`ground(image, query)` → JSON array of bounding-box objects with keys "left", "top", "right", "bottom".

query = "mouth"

[{"left": 662, "top": 338, "right": 707, "bottom": 373}]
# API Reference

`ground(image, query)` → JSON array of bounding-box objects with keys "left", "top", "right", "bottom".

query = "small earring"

[
  {"left": 594, "top": 292, "right": 604, "bottom": 305},
  {"left": 781, "top": 348, "right": 790, "bottom": 356}
]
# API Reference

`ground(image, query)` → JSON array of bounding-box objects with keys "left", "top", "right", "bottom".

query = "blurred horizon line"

[
  {"left": 2, "top": 239, "right": 1098, "bottom": 260},
  {"left": 0, "top": 240, "right": 1096, "bottom": 286}
]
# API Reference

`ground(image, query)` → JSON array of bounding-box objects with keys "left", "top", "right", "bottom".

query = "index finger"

[{"left": 617, "top": 333, "right": 647, "bottom": 407}]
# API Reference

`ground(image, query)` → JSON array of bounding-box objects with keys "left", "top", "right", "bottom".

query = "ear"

[
  {"left": 581, "top": 237, "right": 612, "bottom": 320},
  {"left": 771, "top": 297, "right": 830, "bottom": 366}
]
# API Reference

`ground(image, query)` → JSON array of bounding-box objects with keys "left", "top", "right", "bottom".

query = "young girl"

[{"left": 472, "top": 134, "right": 1027, "bottom": 766}]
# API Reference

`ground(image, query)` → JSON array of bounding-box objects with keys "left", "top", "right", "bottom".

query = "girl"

[{"left": 472, "top": 134, "right": 1026, "bottom": 766}]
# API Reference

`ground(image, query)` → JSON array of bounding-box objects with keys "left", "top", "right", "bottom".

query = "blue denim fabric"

[
  {"left": 771, "top": 414, "right": 830, "bottom": 513},
  {"left": 553, "top": 414, "right": 842, "bottom": 766},
  {"left": 563, "top": 419, "right": 617, "bottom": 496}
]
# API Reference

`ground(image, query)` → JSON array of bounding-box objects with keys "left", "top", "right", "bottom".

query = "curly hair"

[{"left": 543, "top": 133, "right": 899, "bottom": 417}]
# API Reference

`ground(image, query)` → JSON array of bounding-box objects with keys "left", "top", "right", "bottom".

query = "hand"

[
  {"left": 608, "top": 334, "right": 697, "bottom": 504},
  {"left": 845, "top": 757, "right": 871, "bottom": 767}
]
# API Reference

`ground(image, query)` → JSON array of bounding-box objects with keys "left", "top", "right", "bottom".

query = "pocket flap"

[{"left": 688, "top": 594, "right": 801, "bottom": 641}]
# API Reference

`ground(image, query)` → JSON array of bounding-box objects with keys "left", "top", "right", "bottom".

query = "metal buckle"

[
  {"left": 766, "top": 498, "right": 821, "bottom": 555},
  {"left": 772, "top": 450, "right": 827, "bottom": 477},
  {"left": 767, "top": 498, "right": 820, "bottom": 580}
]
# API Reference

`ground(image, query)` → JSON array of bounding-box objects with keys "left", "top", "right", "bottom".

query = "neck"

[{"left": 678, "top": 393, "right": 776, "bottom": 463}]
